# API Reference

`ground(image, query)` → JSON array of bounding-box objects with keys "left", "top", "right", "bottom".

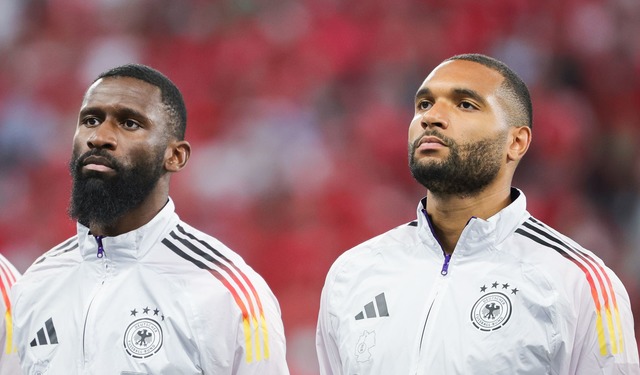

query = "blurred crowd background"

[{"left": 0, "top": 0, "right": 639, "bottom": 373}]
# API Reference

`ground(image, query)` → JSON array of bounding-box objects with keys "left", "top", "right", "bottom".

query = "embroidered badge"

[
  {"left": 470, "top": 281, "right": 519, "bottom": 331},
  {"left": 123, "top": 306, "right": 164, "bottom": 359},
  {"left": 32, "top": 360, "right": 50, "bottom": 375},
  {"left": 354, "top": 330, "right": 376, "bottom": 362}
]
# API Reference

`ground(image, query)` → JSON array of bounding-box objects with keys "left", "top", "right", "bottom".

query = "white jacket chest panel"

[
  {"left": 16, "top": 262, "right": 207, "bottom": 374},
  {"left": 331, "top": 252, "right": 561, "bottom": 375}
]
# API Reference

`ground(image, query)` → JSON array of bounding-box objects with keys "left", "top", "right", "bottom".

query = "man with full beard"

[
  {"left": 11, "top": 64, "right": 289, "bottom": 374},
  {"left": 316, "top": 54, "right": 639, "bottom": 374}
]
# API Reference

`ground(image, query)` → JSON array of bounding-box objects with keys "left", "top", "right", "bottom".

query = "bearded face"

[
  {"left": 409, "top": 129, "right": 506, "bottom": 198},
  {"left": 68, "top": 145, "right": 166, "bottom": 228}
]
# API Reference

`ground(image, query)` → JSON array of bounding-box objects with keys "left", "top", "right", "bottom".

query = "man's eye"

[
  {"left": 459, "top": 101, "right": 477, "bottom": 110},
  {"left": 417, "top": 100, "right": 432, "bottom": 110},
  {"left": 122, "top": 119, "right": 141, "bottom": 129},
  {"left": 83, "top": 117, "right": 101, "bottom": 127}
]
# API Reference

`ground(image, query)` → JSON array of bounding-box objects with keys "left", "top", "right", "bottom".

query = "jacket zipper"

[
  {"left": 417, "top": 300, "right": 435, "bottom": 352},
  {"left": 414, "top": 252, "right": 452, "bottom": 373},
  {"left": 82, "top": 295, "right": 99, "bottom": 363},
  {"left": 416, "top": 208, "right": 455, "bottom": 371},
  {"left": 440, "top": 253, "right": 451, "bottom": 275},
  {"left": 83, "top": 236, "right": 108, "bottom": 367},
  {"left": 95, "top": 235, "right": 105, "bottom": 258},
  {"left": 420, "top": 252, "right": 451, "bottom": 350},
  {"left": 422, "top": 208, "right": 453, "bottom": 276}
]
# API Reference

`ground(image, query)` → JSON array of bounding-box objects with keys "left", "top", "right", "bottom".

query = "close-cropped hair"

[
  {"left": 95, "top": 64, "right": 187, "bottom": 140},
  {"left": 447, "top": 53, "right": 533, "bottom": 129}
]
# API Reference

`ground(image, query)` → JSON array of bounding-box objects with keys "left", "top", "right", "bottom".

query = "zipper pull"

[
  {"left": 94, "top": 235, "right": 105, "bottom": 258},
  {"left": 441, "top": 253, "right": 451, "bottom": 275}
]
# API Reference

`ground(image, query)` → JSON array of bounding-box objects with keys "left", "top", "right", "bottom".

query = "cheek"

[
  {"left": 131, "top": 143, "right": 167, "bottom": 167},
  {"left": 408, "top": 116, "right": 423, "bottom": 142},
  {"left": 71, "top": 134, "right": 86, "bottom": 154},
  {"left": 72, "top": 125, "right": 94, "bottom": 146}
]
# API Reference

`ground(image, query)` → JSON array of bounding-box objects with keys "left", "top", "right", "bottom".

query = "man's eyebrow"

[
  {"left": 115, "top": 107, "right": 148, "bottom": 121},
  {"left": 452, "top": 88, "right": 487, "bottom": 106},
  {"left": 79, "top": 106, "right": 148, "bottom": 121},
  {"left": 414, "top": 87, "right": 488, "bottom": 106},
  {"left": 78, "top": 106, "right": 102, "bottom": 117},
  {"left": 415, "top": 87, "right": 432, "bottom": 99}
]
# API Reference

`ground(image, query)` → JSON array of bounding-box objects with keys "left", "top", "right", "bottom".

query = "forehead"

[
  {"left": 418, "top": 59, "right": 505, "bottom": 96},
  {"left": 81, "top": 76, "right": 164, "bottom": 115}
]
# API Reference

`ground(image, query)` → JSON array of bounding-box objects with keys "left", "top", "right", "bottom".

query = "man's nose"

[
  {"left": 421, "top": 102, "right": 449, "bottom": 130},
  {"left": 87, "top": 121, "right": 117, "bottom": 150}
]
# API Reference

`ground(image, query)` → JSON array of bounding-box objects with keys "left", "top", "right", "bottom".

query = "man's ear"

[
  {"left": 507, "top": 126, "right": 531, "bottom": 163},
  {"left": 164, "top": 140, "right": 191, "bottom": 172}
]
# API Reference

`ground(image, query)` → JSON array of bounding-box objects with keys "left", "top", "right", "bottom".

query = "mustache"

[
  {"left": 73, "top": 149, "right": 122, "bottom": 172},
  {"left": 411, "top": 129, "right": 454, "bottom": 149}
]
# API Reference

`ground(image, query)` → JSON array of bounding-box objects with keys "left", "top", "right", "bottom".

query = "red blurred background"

[{"left": 0, "top": 0, "right": 639, "bottom": 373}]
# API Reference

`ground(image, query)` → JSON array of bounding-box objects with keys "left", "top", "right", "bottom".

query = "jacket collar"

[
  {"left": 77, "top": 198, "right": 179, "bottom": 261},
  {"left": 416, "top": 188, "right": 529, "bottom": 255}
]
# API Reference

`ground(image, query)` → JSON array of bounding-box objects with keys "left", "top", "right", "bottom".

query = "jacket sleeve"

[
  {"left": 229, "top": 285, "right": 289, "bottom": 375},
  {"left": 194, "top": 269, "right": 289, "bottom": 375},
  {"left": 316, "top": 274, "right": 343, "bottom": 375},
  {"left": 571, "top": 267, "right": 640, "bottom": 374},
  {"left": 0, "top": 253, "right": 24, "bottom": 375}
]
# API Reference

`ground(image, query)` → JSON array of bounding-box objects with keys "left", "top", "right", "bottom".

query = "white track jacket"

[
  {"left": 317, "top": 189, "right": 639, "bottom": 374},
  {"left": 0, "top": 252, "right": 22, "bottom": 375},
  {"left": 12, "top": 199, "right": 289, "bottom": 374}
]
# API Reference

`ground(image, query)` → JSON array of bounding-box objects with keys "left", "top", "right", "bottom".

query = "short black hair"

[
  {"left": 95, "top": 64, "right": 187, "bottom": 140},
  {"left": 446, "top": 53, "right": 532, "bottom": 129}
]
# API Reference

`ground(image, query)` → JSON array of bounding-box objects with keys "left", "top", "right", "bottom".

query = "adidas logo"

[
  {"left": 30, "top": 318, "right": 58, "bottom": 347},
  {"left": 355, "top": 292, "right": 389, "bottom": 320}
]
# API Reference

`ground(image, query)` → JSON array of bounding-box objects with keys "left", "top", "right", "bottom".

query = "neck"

[{"left": 425, "top": 186, "right": 512, "bottom": 254}]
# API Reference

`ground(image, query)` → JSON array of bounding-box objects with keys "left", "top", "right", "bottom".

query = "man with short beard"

[
  {"left": 11, "top": 64, "right": 289, "bottom": 374},
  {"left": 316, "top": 54, "right": 639, "bottom": 374}
]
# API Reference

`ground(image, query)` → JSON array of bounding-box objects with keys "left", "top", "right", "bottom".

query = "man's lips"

[
  {"left": 416, "top": 135, "right": 447, "bottom": 151},
  {"left": 81, "top": 155, "right": 115, "bottom": 173}
]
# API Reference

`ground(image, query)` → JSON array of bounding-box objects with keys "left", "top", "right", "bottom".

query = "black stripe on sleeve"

[
  {"left": 161, "top": 238, "right": 211, "bottom": 270},
  {"left": 167, "top": 231, "right": 227, "bottom": 269},
  {"left": 521, "top": 220, "right": 577, "bottom": 254},
  {"left": 35, "top": 237, "right": 79, "bottom": 265},
  {"left": 515, "top": 218, "right": 589, "bottom": 265},
  {"left": 175, "top": 224, "right": 232, "bottom": 263},
  {"left": 514, "top": 227, "right": 571, "bottom": 259}
]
